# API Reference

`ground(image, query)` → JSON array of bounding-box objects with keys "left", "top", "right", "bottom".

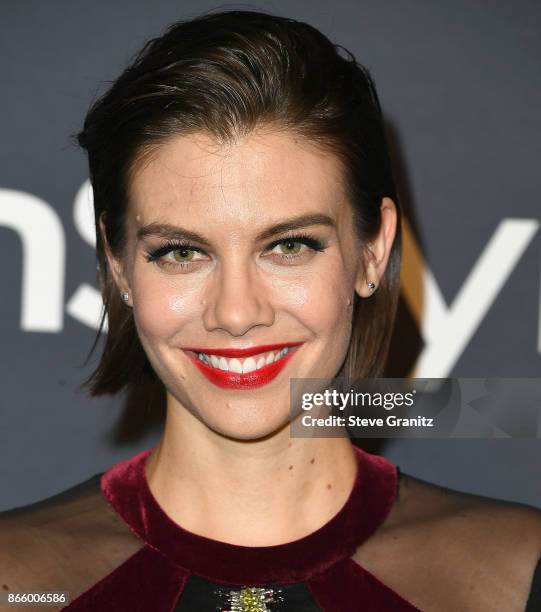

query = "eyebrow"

[{"left": 136, "top": 213, "right": 336, "bottom": 245}]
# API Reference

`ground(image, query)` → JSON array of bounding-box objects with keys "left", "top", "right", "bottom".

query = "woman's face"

[{"left": 107, "top": 129, "right": 385, "bottom": 440}]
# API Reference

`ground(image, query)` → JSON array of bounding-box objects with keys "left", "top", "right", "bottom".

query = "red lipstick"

[
  {"left": 182, "top": 342, "right": 303, "bottom": 389},
  {"left": 182, "top": 342, "right": 303, "bottom": 358}
]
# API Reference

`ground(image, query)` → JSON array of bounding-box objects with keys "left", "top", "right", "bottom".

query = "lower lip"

[{"left": 185, "top": 348, "right": 299, "bottom": 389}]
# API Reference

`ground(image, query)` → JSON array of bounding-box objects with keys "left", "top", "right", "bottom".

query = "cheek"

[
  {"left": 271, "top": 263, "right": 352, "bottom": 334},
  {"left": 131, "top": 268, "right": 202, "bottom": 340},
  {"left": 311, "top": 275, "right": 352, "bottom": 336}
]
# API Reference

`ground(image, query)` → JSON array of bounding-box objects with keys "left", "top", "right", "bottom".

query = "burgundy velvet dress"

[
  {"left": 62, "top": 445, "right": 421, "bottom": 611},
  {"left": 4, "top": 446, "right": 541, "bottom": 611}
]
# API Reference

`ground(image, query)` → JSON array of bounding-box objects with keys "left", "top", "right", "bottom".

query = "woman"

[{"left": 2, "top": 9, "right": 541, "bottom": 611}]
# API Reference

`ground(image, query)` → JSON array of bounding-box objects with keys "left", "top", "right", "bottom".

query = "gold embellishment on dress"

[{"left": 214, "top": 585, "right": 284, "bottom": 611}]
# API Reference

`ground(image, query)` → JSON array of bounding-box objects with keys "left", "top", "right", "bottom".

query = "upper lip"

[{"left": 182, "top": 342, "right": 304, "bottom": 358}]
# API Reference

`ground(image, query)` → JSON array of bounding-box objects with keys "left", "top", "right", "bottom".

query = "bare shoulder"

[
  {"left": 355, "top": 471, "right": 541, "bottom": 611},
  {"left": 0, "top": 473, "right": 141, "bottom": 594}
]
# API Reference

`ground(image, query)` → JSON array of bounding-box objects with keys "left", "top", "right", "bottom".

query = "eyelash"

[{"left": 144, "top": 233, "right": 327, "bottom": 272}]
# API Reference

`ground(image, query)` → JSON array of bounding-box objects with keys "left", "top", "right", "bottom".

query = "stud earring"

[
  {"left": 121, "top": 291, "right": 130, "bottom": 302},
  {"left": 367, "top": 281, "right": 376, "bottom": 291}
]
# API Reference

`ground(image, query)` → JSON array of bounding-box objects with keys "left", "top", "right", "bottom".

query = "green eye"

[
  {"left": 172, "top": 248, "right": 196, "bottom": 262},
  {"left": 146, "top": 233, "right": 327, "bottom": 273},
  {"left": 278, "top": 240, "right": 302, "bottom": 255}
]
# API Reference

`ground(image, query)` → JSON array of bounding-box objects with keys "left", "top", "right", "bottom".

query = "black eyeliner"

[
  {"left": 265, "top": 232, "right": 327, "bottom": 253},
  {"left": 144, "top": 232, "right": 328, "bottom": 264},
  {"left": 144, "top": 240, "right": 203, "bottom": 262}
]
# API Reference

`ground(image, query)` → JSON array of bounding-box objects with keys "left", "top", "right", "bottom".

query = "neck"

[{"left": 145, "top": 401, "right": 358, "bottom": 546}]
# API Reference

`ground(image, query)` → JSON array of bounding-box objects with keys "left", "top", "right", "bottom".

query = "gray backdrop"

[{"left": 1, "top": 0, "right": 540, "bottom": 511}]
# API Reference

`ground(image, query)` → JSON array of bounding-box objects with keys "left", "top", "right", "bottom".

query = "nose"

[{"left": 202, "top": 260, "right": 275, "bottom": 336}]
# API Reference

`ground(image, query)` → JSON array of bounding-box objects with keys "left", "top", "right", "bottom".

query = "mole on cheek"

[
  {"left": 310, "top": 458, "right": 315, "bottom": 465},
  {"left": 327, "top": 483, "right": 332, "bottom": 490},
  {"left": 288, "top": 465, "right": 293, "bottom": 470}
]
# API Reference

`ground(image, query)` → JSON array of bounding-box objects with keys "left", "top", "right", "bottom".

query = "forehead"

[{"left": 127, "top": 129, "right": 349, "bottom": 229}]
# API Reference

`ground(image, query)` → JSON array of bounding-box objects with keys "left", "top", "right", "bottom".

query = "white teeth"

[
  {"left": 228, "top": 358, "right": 243, "bottom": 373},
  {"left": 242, "top": 357, "right": 257, "bottom": 374},
  {"left": 196, "top": 346, "right": 295, "bottom": 374}
]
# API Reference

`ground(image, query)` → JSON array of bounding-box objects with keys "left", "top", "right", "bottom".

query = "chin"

[{"left": 197, "top": 406, "right": 292, "bottom": 442}]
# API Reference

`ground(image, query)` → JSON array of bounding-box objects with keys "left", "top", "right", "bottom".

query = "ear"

[
  {"left": 99, "top": 213, "right": 133, "bottom": 307},
  {"left": 354, "top": 197, "right": 398, "bottom": 298}
]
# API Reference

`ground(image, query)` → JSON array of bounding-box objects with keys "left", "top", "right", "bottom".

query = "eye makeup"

[{"left": 143, "top": 232, "right": 328, "bottom": 272}]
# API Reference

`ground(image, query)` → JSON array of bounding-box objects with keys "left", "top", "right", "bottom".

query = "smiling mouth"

[
  {"left": 182, "top": 343, "right": 303, "bottom": 389},
  {"left": 191, "top": 346, "right": 293, "bottom": 374}
]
